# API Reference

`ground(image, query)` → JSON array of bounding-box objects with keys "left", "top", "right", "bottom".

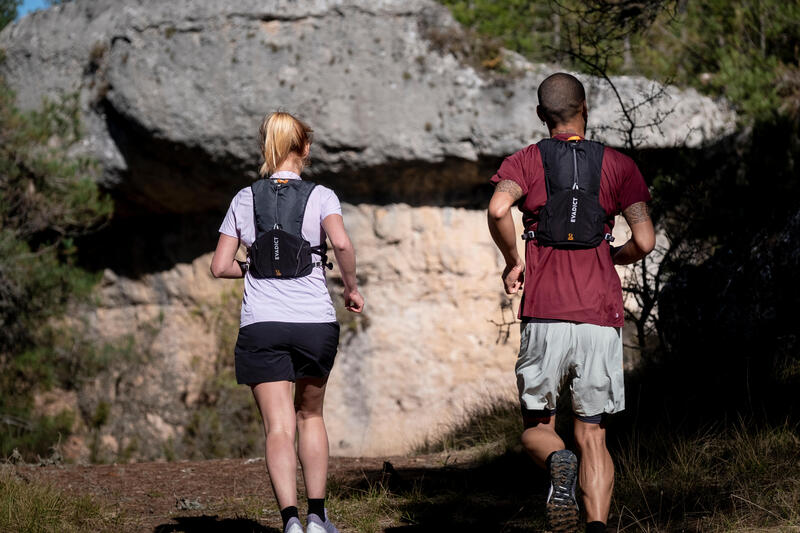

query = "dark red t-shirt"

[{"left": 490, "top": 133, "right": 651, "bottom": 327}]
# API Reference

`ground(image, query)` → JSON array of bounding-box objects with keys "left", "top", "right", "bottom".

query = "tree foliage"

[
  {"left": 0, "top": 0, "right": 19, "bottom": 30},
  {"left": 440, "top": 0, "right": 800, "bottom": 122},
  {"left": 0, "top": 76, "right": 112, "bottom": 457}
]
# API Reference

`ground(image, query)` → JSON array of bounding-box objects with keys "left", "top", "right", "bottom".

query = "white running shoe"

[
  {"left": 285, "top": 516, "right": 304, "bottom": 533},
  {"left": 306, "top": 511, "right": 339, "bottom": 533}
]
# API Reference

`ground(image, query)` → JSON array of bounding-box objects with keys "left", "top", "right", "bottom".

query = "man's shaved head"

[{"left": 537, "top": 73, "right": 586, "bottom": 125}]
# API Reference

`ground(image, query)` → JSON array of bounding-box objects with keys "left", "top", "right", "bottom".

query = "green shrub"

[
  {"left": 0, "top": 74, "right": 112, "bottom": 459},
  {"left": 438, "top": 0, "right": 800, "bottom": 122}
]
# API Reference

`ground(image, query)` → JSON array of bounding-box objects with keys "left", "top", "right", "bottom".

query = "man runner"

[{"left": 487, "top": 72, "right": 655, "bottom": 533}]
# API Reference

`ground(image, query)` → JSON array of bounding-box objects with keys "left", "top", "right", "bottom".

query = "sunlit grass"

[{"left": 0, "top": 467, "right": 123, "bottom": 533}]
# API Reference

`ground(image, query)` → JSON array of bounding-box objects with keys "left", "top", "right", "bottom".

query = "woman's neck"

[{"left": 274, "top": 154, "right": 304, "bottom": 176}]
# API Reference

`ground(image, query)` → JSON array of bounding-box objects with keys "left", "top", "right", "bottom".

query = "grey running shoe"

[
  {"left": 306, "top": 511, "right": 339, "bottom": 533},
  {"left": 285, "top": 516, "right": 304, "bottom": 533},
  {"left": 546, "top": 449, "right": 579, "bottom": 533}
]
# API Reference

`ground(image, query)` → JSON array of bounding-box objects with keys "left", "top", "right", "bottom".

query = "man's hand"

[
  {"left": 344, "top": 289, "right": 364, "bottom": 313},
  {"left": 502, "top": 262, "right": 525, "bottom": 294}
]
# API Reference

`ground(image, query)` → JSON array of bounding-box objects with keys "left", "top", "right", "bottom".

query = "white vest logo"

[
  {"left": 273, "top": 236, "right": 280, "bottom": 260},
  {"left": 570, "top": 197, "right": 578, "bottom": 223}
]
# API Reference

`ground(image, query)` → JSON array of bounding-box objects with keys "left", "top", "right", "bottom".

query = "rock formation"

[{"left": 1, "top": 0, "right": 736, "bottom": 459}]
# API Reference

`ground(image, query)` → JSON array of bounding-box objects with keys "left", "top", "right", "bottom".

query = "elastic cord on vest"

[{"left": 570, "top": 143, "right": 579, "bottom": 191}]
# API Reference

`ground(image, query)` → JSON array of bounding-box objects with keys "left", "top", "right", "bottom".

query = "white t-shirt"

[{"left": 218, "top": 171, "right": 342, "bottom": 326}]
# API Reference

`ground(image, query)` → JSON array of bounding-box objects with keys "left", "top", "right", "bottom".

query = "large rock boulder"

[
  {"left": 1, "top": 0, "right": 737, "bottom": 458},
  {"left": 1, "top": 0, "right": 734, "bottom": 215}
]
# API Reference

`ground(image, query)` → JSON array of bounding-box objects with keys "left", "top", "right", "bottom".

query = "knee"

[
  {"left": 266, "top": 425, "right": 295, "bottom": 442},
  {"left": 521, "top": 423, "right": 554, "bottom": 446},
  {"left": 295, "top": 407, "right": 323, "bottom": 423}
]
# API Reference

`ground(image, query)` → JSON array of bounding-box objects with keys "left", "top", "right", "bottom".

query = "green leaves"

[
  {"left": 438, "top": 0, "right": 800, "bottom": 122},
  {"left": 0, "top": 76, "right": 112, "bottom": 458},
  {"left": 0, "top": 0, "right": 19, "bottom": 30}
]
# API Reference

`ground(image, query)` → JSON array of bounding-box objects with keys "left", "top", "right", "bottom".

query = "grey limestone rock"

[{"left": 1, "top": 0, "right": 735, "bottom": 215}]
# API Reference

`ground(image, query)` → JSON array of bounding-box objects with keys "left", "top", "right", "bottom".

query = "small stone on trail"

[{"left": 175, "top": 497, "right": 204, "bottom": 510}]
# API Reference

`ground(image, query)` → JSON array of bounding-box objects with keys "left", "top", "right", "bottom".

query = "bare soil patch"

[{"left": 11, "top": 454, "right": 460, "bottom": 532}]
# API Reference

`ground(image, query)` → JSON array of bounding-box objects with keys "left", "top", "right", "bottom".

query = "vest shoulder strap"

[
  {"left": 251, "top": 179, "right": 317, "bottom": 238},
  {"left": 537, "top": 138, "right": 605, "bottom": 198}
]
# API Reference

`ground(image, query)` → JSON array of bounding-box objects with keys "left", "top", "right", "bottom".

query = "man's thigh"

[
  {"left": 570, "top": 323, "right": 625, "bottom": 417},
  {"left": 515, "top": 319, "right": 574, "bottom": 412}
]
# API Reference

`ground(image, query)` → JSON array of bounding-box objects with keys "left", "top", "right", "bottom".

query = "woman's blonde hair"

[{"left": 258, "top": 111, "right": 313, "bottom": 177}]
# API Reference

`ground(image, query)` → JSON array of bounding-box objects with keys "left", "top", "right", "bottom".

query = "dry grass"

[
  {"left": 3, "top": 403, "right": 798, "bottom": 532},
  {"left": 613, "top": 421, "right": 800, "bottom": 532},
  {"left": 0, "top": 467, "right": 122, "bottom": 533}
]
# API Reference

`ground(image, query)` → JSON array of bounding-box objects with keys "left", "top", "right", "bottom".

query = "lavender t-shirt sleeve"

[
  {"left": 219, "top": 188, "right": 256, "bottom": 247},
  {"left": 219, "top": 194, "right": 240, "bottom": 239},
  {"left": 318, "top": 186, "right": 342, "bottom": 221}
]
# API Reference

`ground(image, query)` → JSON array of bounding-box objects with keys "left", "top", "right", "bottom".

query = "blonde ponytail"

[{"left": 258, "top": 111, "right": 313, "bottom": 177}]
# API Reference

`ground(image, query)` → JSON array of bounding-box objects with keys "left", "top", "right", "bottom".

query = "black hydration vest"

[
  {"left": 248, "top": 178, "right": 331, "bottom": 279},
  {"left": 522, "top": 138, "right": 614, "bottom": 249}
]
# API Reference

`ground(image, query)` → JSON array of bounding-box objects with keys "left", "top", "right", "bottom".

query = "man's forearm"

[
  {"left": 488, "top": 210, "right": 522, "bottom": 266},
  {"left": 611, "top": 240, "right": 648, "bottom": 265}
]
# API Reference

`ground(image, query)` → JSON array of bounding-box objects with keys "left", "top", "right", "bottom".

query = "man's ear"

[
  {"left": 536, "top": 105, "right": 547, "bottom": 124},
  {"left": 302, "top": 142, "right": 310, "bottom": 158},
  {"left": 581, "top": 100, "right": 588, "bottom": 123}
]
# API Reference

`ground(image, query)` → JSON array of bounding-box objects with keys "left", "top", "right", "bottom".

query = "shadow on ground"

[
  {"left": 333, "top": 451, "right": 554, "bottom": 532},
  {"left": 153, "top": 516, "right": 280, "bottom": 533}
]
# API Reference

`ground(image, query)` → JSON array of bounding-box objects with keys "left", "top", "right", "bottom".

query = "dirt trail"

[{"left": 12, "top": 455, "right": 442, "bottom": 532}]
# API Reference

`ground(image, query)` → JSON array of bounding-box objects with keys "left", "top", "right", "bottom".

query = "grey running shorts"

[
  {"left": 515, "top": 319, "right": 625, "bottom": 418},
  {"left": 234, "top": 321, "right": 339, "bottom": 385}
]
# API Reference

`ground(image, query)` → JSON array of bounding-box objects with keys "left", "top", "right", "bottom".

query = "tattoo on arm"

[
  {"left": 496, "top": 180, "right": 523, "bottom": 201},
  {"left": 623, "top": 202, "right": 650, "bottom": 225}
]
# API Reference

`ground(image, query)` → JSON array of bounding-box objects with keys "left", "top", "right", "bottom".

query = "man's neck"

[{"left": 549, "top": 122, "right": 585, "bottom": 138}]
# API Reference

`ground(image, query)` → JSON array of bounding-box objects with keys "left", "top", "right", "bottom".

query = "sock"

[
  {"left": 586, "top": 521, "right": 606, "bottom": 533},
  {"left": 280, "top": 506, "right": 299, "bottom": 529},
  {"left": 308, "top": 498, "right": 325, "bottom": 520}
]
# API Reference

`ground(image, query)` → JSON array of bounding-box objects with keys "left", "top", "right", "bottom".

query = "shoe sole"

[{"left": 546, "top": 451, "right": 579, "bottom": 533}]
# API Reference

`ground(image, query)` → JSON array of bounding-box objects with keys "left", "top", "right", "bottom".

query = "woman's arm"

[
  {"left": 210, "top": 233, "right": 246, "bottom": 278},
  {"left": 321, "top": 214, "right": 364, "bottom": 313}
]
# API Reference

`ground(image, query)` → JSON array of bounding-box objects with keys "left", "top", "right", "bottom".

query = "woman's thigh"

[
  {"left": 251, "top": 381, "right": 296, "bottom": 432},
  {"left": 295, "top": 378, "right": 328, "bottom": 417}
]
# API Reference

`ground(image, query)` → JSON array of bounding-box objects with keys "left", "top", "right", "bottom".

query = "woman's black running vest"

[
  {"left": 523, "top": 138, "right": 614, "bottom": 249},
  {"left": 248, "top": 178, "right": 331, "bottom": 279}
]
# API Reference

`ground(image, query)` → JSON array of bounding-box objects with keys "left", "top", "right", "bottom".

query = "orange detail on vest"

[
  {"left": 568, "top": 233, "right": 575, "bottom": 241},
  {"left": 275, "top": 270, "right": 282, "bottom": 276},
  {"left": 275, "top": 179, "right": 289, "bottom": 184},
  {"left": 567, "top": 136, "right": 581, "bottom": 141}
]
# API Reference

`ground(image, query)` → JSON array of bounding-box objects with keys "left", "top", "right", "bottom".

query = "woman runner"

[{"left": 211, "top": 111, "right": 364, "bottom": 533}]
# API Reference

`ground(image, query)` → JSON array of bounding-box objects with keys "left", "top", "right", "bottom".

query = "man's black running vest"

[
  {"left": 523, "top": 138, "right": 614, "bottom": 249},
  {"left": 248, "top": 178, "right": 330, "bottom": 279}
]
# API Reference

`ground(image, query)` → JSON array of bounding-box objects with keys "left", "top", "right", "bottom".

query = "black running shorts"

[{"left": 234, "top": 321, "right": 340, "bottom": 385}]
